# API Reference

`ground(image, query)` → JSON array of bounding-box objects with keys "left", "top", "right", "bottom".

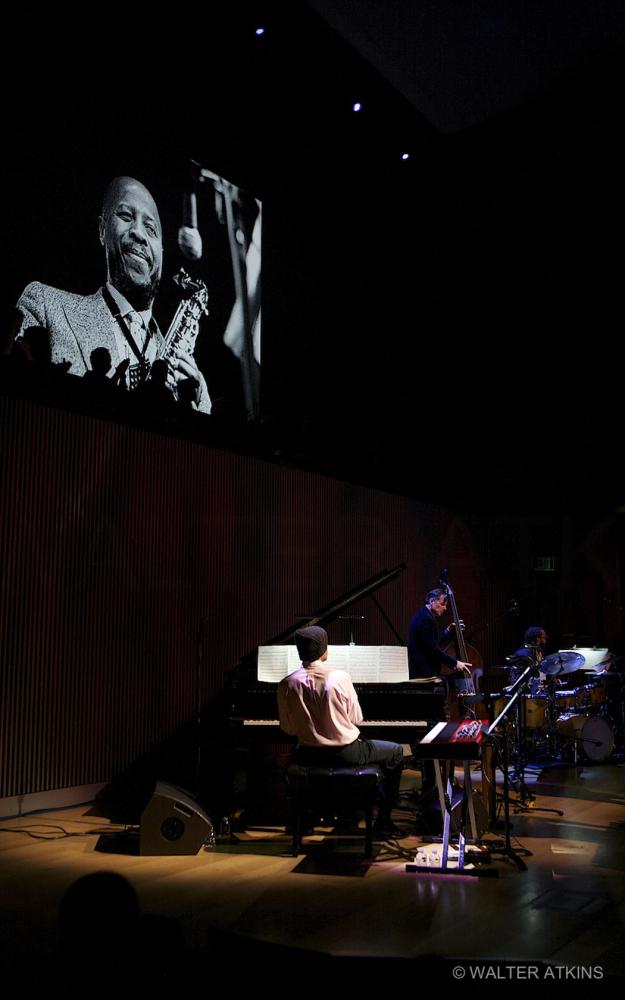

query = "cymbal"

[
  {"left": 540, "top": 650, "right": 585, "bottom": 676},
  {"left": 561, "top": 647, "right": 613, "bottom": 674}
]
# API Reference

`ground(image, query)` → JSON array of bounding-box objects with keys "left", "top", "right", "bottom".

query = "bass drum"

[{"left": 556, "top": 713, "right": 614, "bottom": 762}]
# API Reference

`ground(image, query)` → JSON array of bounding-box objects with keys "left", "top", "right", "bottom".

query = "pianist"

[{"left": 277, "top": 625, "right": 404, "bottom": 834}]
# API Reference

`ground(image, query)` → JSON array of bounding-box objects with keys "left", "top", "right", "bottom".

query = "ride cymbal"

[{"left": 540, "top": 651, "right": 585, "bottom": 676}]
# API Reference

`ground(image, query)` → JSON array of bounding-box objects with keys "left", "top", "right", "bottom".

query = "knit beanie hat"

[{"left": 294, "top": 625, "right": 328, "bottom": 663}]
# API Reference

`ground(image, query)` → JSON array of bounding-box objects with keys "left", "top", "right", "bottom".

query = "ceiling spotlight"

[
  {"left": 352, "top": 102, "right": 362, "bottom": 112},
  {"left": 255, "top": 27, "right": 265, "bottom": 36},
  {"left": 401, "top": 152, "right": 410, "bottom": 160}
]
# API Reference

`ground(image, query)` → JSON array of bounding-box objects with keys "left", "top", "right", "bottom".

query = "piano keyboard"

[
  {"left": 241, "top": 719, "right": 429, "bottom": 728},
  {"left": 364, "top": 720, "right": 428, "bottom": 728}
]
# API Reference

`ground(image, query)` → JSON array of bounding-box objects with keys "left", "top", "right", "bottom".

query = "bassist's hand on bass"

[{"left": 455, "top": 662, "right": 472, "bottom": 676}]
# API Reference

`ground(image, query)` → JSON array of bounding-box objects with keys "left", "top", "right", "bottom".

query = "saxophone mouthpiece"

[
  {"left": 172, "top": 269, "right": 191, "bottom": 290},
  {"left": 172, "top": 269, "right": 208, "bottom": 299}
]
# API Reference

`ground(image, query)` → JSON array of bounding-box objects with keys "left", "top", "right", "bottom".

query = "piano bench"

[{"left": 285, "top": 763, "right": 384, "bottom": 858}]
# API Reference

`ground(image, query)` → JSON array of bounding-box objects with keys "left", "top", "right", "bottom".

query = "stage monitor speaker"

[{"left": 140, "top": 782, "right": 214, "bottom": 856}]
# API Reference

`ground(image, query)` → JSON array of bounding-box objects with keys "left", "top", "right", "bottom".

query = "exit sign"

[{"left": 534, "top": 556, "right": 556, "bottom": 572}]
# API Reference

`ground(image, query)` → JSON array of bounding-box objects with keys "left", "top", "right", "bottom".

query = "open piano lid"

[{"left": 229, "top": 563, "right": 407, "bottom": 689}]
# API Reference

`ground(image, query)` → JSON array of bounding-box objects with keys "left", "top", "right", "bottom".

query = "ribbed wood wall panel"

[{"left": 0, "top": 396, "right": 479, "bottom": 798}]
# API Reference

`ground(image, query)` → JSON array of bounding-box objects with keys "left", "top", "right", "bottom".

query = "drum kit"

[{"left": 495, "top": 647, "right": 621, "bottom": 770}]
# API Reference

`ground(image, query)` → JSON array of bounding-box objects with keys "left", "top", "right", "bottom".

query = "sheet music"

[
  {"left": 257, "top": 644, "right": 409, "bottom": 683},
  {"left": 377, "top": 646, "right": 410, "bottom": 683},
  {"left": 257, "top": 645, "right": 300, "bottom": 682}
]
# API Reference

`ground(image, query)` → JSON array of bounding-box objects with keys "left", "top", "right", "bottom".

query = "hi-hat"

[{"left": 540, "top": 651, "right": 585, "bottom": 676}]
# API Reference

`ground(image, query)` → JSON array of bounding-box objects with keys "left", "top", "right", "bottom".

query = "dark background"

[
  {"left": 3, "top": 1, "right": 623, "bottom": 514},
  {"left": 1, "top": 1, "right": 624, "bottom": 805}
]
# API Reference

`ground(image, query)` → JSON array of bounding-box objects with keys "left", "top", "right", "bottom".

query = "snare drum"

[
  {"left": 555, "top": 713, "right": 614, "bottom": 762},
  {"left": 520, "top": 695, "right": 547, "bottom": 729}
]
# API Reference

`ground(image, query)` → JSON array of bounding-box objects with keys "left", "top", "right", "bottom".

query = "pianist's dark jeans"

[{"left": 293, "top": 738, "right": 403, "bottom": 822}]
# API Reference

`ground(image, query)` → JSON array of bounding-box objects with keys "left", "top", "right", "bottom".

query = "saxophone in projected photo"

[{"left": 158, "top": 269, "right": 209, "bottom": 399}]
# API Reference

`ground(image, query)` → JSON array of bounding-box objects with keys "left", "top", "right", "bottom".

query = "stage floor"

[{"left": 1, "top": 763, "right": 624, "bottom": 988}]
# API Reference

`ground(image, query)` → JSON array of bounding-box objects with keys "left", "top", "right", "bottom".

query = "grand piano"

[{"left": 228, "top": 563, "right": 446, "bottom": 745}]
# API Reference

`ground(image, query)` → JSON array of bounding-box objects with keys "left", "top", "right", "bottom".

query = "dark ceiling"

[
  {"left": 3, "top": 2, "right": 624, "bottom": 515},
  {"left": 308, "top": 0, "right": 625, "bottom": 131}
]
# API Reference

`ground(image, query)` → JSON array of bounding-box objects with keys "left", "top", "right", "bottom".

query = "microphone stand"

[
  {"left": 489, "top": 665, "right": 562, "bottom": 835},
  {"left": 196, "top": 164, "right": 260, "bottom": 421},
  {"left": 504, "top": 654, "right": 545, "bottom": 808},
  {"left": 486, "top": 727, "right": 530, "bottom": 871},
  {"left": 463, "top": 599, "right": 519, "bottom": 646},
  {"left": 484, "top": 686, "right": 533, "bottom": 871}
]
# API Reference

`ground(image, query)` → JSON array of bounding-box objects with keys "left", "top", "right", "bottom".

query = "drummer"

[{"left": 510, "top": 626, "right": 555, "bottom": 693}]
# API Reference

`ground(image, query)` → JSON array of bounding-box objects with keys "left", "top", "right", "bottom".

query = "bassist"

[{"left": 408, "top": 588, "right": 472, "bottom": 682}]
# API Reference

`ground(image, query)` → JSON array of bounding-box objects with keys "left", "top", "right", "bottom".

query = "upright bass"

[{"left": 439, "top": 571, "right": 481, "bottom": 721}]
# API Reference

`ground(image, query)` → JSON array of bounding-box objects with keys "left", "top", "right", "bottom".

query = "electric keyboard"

[{"left": 417, "top": 720, "right": 486, "bottom": 760}]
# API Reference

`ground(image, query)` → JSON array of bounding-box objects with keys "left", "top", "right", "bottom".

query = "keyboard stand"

[{"left": 406, "top": 757, "right": 496, "bottom": 877}]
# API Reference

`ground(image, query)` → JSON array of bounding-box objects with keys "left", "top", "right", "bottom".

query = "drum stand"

[
  {"left": 494, "top": 668, "right": 563, "bottom": 821},
  {"left": 551, "top": 728, "right": 604, "bottom": 775},
  {"left": 510, "top": 756, "right": 538, "bottom": 810},
  {"left": 509, "top": 749, "right": 563, "bottom": 816},
  {"left": 509, "top": 700, "right": 536, "bottom": 806}
]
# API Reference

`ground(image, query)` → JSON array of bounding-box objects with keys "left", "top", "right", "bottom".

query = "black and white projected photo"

[{"left": 6, "top": 160, "right": 261, "bottom": 421}]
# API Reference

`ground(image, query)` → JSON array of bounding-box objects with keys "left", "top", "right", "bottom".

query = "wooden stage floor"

[{"left": 1, "top": 763, "right": 624, "bottom": 990}]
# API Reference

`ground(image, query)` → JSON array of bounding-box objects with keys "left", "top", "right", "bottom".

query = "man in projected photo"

[{"left": 15, "top": 176, "right": 211, "bottom": 412}]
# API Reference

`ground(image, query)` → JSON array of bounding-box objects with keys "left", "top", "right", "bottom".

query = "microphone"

[{"left": 178, "top": 191, "right": 203, "bottom": 260}]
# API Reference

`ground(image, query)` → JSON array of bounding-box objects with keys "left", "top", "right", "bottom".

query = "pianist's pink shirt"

[{"left": 278, "top": 659, "right": 363, "bottom": 746}]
